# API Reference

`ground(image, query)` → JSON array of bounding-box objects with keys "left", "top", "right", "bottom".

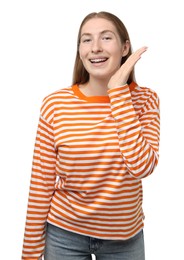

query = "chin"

[
  {"left": 91, "top": 74, "right": 110, "bottom": 81},
  {"left": 89, "top": 70, "right": 113, "bottom": 79}
]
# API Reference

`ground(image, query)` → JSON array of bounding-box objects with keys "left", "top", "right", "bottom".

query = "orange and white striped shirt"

[{"left": 22, "top": 82, "right": 160, "bottom": 259}]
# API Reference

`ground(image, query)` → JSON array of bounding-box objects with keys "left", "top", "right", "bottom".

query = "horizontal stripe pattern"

[{"left": 22, "top": 83, "right": 160, "bottom": 259}]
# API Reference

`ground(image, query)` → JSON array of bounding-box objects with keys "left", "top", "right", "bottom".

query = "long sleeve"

[
  {"left": 22, "top": 113, "right": 57, "bottom": 259},
  {"left": 108, "top": 84, "right": 160, "bottom": 179}
]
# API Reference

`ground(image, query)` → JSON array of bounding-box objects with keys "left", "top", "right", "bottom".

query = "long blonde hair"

[{"left": 72, "top": 11, "right": 135, "bottom": 85}]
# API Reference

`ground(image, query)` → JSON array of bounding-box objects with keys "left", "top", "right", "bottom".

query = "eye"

[
  {"left": 102, "top": 36, "right": 112, "bottom": 41},
  {"left": 82, "top": 38, "right": 91, "bottom": 43}
]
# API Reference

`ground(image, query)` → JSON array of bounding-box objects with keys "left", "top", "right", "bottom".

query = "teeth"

[{"left": 90, "top": 58, "right": 107, "bottom": 63}]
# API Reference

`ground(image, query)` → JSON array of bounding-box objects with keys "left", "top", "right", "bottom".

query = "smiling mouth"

[{"left": 89, "top": 58, "right": 108, "bottom": 64}]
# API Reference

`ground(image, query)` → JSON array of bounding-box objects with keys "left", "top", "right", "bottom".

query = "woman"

[{"left": 22, "top": 11, "right": 160, "bottom": 260}]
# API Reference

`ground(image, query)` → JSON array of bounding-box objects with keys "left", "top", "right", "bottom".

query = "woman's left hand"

[{"left": 107, "top": 46, "right": 148, "bottom": 89}]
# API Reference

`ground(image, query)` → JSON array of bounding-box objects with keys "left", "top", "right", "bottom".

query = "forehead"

[{"left": 81, "top": 17, "right": 117, "bottom": 35}]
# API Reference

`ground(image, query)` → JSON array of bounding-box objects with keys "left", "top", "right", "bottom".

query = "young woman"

[{"left": 22, "top": 11, "right": 160, "bottom": 260}]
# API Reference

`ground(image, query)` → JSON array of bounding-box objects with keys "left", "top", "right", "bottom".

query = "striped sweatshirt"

[{"left": 22, "top": 81, "right": 160, "bottom": 259}]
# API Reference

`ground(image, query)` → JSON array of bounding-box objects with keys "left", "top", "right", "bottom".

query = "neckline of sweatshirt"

[{"left": 72, "top": 81, "right": 137, "bottom": 103}]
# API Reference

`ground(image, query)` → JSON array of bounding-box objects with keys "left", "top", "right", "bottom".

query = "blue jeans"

[{"left": 44, "top": 223, "right": 145, "bottom": 260}]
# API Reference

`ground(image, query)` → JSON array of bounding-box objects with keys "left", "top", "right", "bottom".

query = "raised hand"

[{"left": 107, "top": 46, "right": 148, "bottom": 89}]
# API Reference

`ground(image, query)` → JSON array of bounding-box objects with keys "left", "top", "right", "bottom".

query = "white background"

[{"left": 0, "top": 0, "right": 183, "bottom": 259}]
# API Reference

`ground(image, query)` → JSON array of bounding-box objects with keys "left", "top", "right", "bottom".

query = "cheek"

[
  {"left": 112, "top": 48, "right": 123, "bottom": 61},
  {"left": 79, "top": 42, "right": 93, "bottom": 56},
  {"left": 79, "top": 51, "right": 86, "bottom": 62},
  {"left": 79, "top": 45, "right": 88, "bottom": 59},
  {"left": 105, "top": 43, "right": 122, "bottom": 57}
]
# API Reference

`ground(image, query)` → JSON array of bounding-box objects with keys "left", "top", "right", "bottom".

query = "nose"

[{"left": 91, "top": 39, "right": 103, "bottom": 53}]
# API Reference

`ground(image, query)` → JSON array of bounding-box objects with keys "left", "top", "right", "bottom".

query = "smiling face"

[{"left": 79, "top": 17, "right": 129, "bottom": 82}]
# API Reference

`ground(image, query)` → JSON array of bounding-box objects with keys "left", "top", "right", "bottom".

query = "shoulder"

[
  {"left": 42, "top": 86, "right": 73, "bottom": 104},
  {"left": 132, "top": 83, "right": 160, "bottom": 110},
  {"left": 134, "top": 83, "right": 158, "bottom": 97},
  {"left": 40, "top": 86, "right": 73, "bottom": 122}
]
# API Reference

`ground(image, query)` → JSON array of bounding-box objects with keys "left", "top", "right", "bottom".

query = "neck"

[{"left": 80, "top": 78, "right": 110, "bottom": 96}]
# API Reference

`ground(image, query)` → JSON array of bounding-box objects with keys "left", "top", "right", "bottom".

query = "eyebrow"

[{"left": 80, "top": 30, "right": 116, "bottom": 39}]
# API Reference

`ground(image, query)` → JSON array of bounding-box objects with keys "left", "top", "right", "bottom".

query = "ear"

[{"left": 122, "top": 40, "right": 130, "bottom": 57}]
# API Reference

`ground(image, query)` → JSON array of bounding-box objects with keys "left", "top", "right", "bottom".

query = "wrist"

[{"left": 107, "top": 83, "right": 128, "bottom": 90}]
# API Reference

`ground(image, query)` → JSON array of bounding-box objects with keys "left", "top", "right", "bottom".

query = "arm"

[
  {"left": 108, "top": 84, "right": 160, "bottom": 179},
  {"left": 22, "top": 112, "right": 57, "bottom": 260},
  {"left": 107, "top": 46, "right": 160, "bottom": 178}
]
